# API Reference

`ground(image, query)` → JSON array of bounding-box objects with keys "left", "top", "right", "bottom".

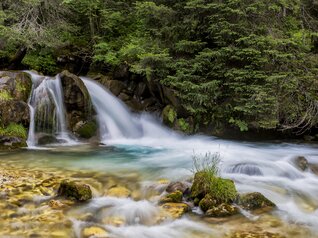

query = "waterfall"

[
  {"left": 81, "top": 77, "right": 174, "bottom": 143},
  {"left": 26, "top": 71, "right": 74, "bottom": 146}
]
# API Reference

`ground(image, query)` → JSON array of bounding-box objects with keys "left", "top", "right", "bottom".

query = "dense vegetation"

[{"left": 1, "top": 0, "right": 318, "bottom": 135}]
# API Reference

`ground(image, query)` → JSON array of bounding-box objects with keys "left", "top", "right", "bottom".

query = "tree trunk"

[{"left": 8, "top": 46, "right": 27, "bottom": 69}]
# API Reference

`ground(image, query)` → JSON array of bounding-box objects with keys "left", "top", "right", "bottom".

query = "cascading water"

[
  {"left": 20, "top": 72, "right": 318, "bottom": 236},
  {"left": 26, "top": 71, "right": 75, "bottom": 146}
]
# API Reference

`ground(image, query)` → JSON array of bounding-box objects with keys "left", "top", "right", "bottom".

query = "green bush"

[{"left": 0, "top": 123, "right": 27, "bottom": 139}]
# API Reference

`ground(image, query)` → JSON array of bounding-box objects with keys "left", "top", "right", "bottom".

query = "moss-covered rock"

[
  {"left": 159, "top": 191, "right": 183, "bottom": 204},
  {"left": 190, "top": 171, "right": 208, "bottom": 199},
  {"left": 238, "top": 192, "right": 275, "bottom": 210},
  {"left": 199, "top": 194, "right": 218, "bottom": 212},
  {"left": 191, "top": 172, "right": 237, "bottom": 204},
  {"left": 166, "top": 181, "right": 190, "bottom": 194},
  {"left": 206, "top": 203, "right": 239, "bottom": 217},
  {"left": 57, "top": 180, "right": 92, "bottom": 202}
]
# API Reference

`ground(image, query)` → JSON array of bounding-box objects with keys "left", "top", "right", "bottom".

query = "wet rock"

[
  {"left": 0, "top": 100, "right": 30, "bottom": 127},
  {"left": 199, "top": 194, "right": 218, "bottom": 212},
  {"left": 166, "top": 181, "right": 190, "bottom": 194},
  {"left": 82, "top": 226, "right": 109, "bottom": 238},
  {"left": 37, "top": 134, "right": 59, "bottom": 145},
  {"left": 238, "top": 192, "right": 275, "bottom": 210},
  {"left": 57, "top": 180, "right": 92, "bottom": 202},
  {"left": 60, "top": 70, "right": 95, "bottom": 133},
  {"left": 160, "top": 202, "right": 189, "bottom": 219},
  {"left": 159, "top": 191, "right": 183, "bottom": 204},
  {"left": 107, "top": 186, "right": 131, "bottom": 198},
  {"left": 0, "top": 136, "right": 27, "bottom": 150},
  {"left": 102, "top": 216, "right": 125, "bottom": 226},
  {"left": 205, "top": 203, "right": 239, "bottom": 217},
  {"left": 293, "top": 156, "right": 309, "bottom": 171}
]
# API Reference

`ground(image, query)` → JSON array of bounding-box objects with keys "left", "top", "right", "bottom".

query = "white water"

[
  {"left": 23, "top": 73, "right": 318, "bottom": 236},
  {"left": 26, "top": 71, "right": 75, "bottom": 146},
  {"left": 80, "top": 77, "right": 318, "bottom": 232}
]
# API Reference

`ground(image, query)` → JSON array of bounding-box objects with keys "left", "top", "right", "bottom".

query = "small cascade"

[
  {"left": 26, "top": 71, "right": 74, "bottom": 146},
  {"left": 81, "top": 78, "right": 173, "bottom": 142}
]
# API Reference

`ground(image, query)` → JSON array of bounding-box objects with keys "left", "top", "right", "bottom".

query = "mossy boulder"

[
  {"left": 206, "top": 203, "right": 239, "bottom": 217},
  {"left": 230, "top": 231, "right": 285, "bottom": 238},
  {"left": 191, "top": 172, "right": 237, "bottom": 204},
  {"left": 238, "top": 192, "right": 275, "bottom": 210},
  {"left": 293, "top": 156, "right": 308, "bottom": 171},
  {"left": 82, "top": 226, "right": 109, "bottom": 238},
  {"left": 159, "top": 191, "right": 183, "bottom": 204},
  {"left": 199, "top": 194, "right": 218, "bottom": 212},
  {"left": 57, "top": 180, "right": 92, "bottom": 202}
]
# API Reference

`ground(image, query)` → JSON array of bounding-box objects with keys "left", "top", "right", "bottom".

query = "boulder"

[
  {"left": 159, "top": 191, "right": 183, "bottom": 204},
  {"left": 0, "top": 100, "right": 30, "bottom": 127},
  {"left": 60, "top": 70, "right": 95, "bottom": 133},
  {"left": 37, "top": 134, "right": 59, "bottom": 145},
  {"left": 229, "top": 231, "right": 285, "bottom": 238},
  {"left": 238, "top": 192, "right": 275, "bottom": 210},
  {"left": 57, "top": 180, "right": 92, "bottom": 202},
  {"left": 205, "top": 203, "right": 239, "bottom": 217}
]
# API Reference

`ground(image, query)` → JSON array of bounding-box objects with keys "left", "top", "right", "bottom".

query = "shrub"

[{"left": 0, "top": 123, "right": 27, "bottom": 139}]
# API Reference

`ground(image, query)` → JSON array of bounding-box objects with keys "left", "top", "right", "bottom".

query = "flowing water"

[{"left": 1, "top": 72, "right": 318, "bottom": 237}]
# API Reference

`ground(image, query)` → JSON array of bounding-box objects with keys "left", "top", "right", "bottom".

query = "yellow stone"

[
  {"left": 107, "top": 186, "right": 131, "bottom": 198},
  {"left": 83, "top": 226, "right": 109, "bottom": 238},
  {"left": 160, "top": 202, "right": 189, "bottom": 219}
]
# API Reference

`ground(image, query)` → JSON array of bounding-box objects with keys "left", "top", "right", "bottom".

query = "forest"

[{"left": 1, "top": 0, "right": 318, "bottom": 137}]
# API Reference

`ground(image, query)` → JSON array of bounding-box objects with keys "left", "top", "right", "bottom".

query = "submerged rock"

[
  {"left": 57, "top": 180, "right": 92, "bottom": 202},
  {"left": 82, "top": 226, "right": 109, "bottom": 238},
  {"left": 106, "top": 186, "right": 131, "bottom": 198},
  {"left": 206, "top": 203, "right": 239, "bottom": 217},
  {"left": 238, "top": 192, "right": 275, "bottom": 210}
]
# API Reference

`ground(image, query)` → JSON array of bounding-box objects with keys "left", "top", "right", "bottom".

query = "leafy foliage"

[
  {"left": 0, "top": 123, "right": 27, "bottom": 139},
  {"left": 1, "top": 0, "right": 318, "bottom": 134}
]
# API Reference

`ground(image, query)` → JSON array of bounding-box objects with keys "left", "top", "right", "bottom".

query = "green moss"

[
  {"left": 0, "top": 90, "right": 12, "bottom": 101},
  {"left": 0, "top": 123, "right": 27, "bottom": 139},
  {"left": 23, "top": 53, "right": 57, "bottom": 75}
]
